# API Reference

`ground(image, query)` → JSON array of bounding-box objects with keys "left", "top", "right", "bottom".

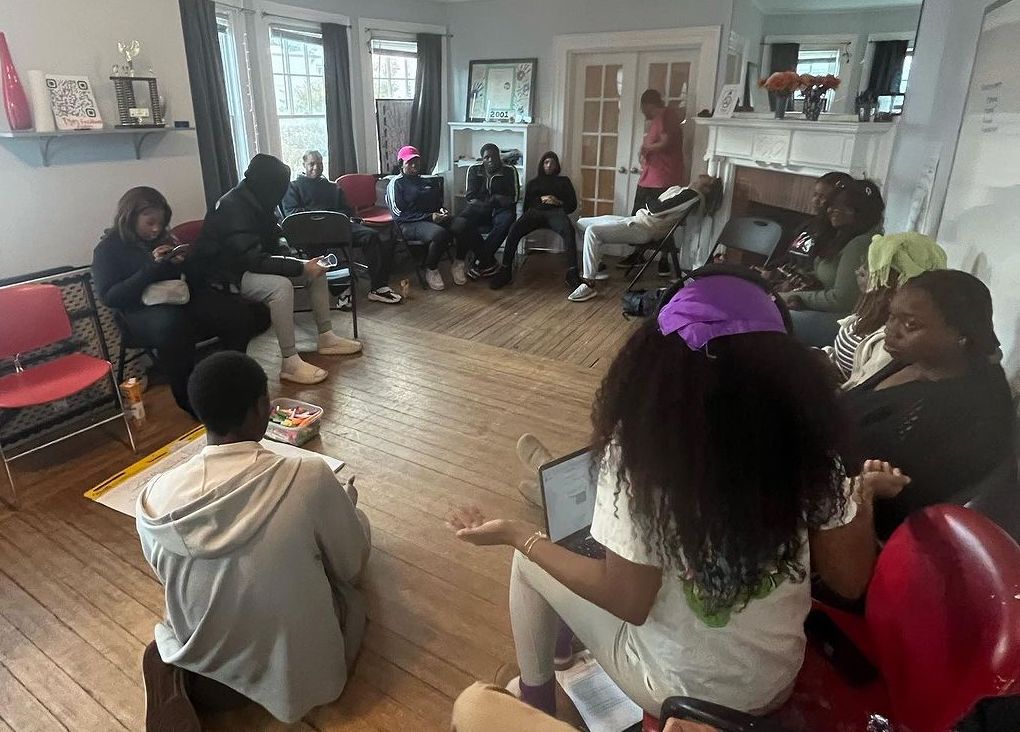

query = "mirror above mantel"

[{"left": 727, "top": 0, "right": 923, "bottom": 118}]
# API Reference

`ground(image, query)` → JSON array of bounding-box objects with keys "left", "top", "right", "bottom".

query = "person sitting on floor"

[
  {"left": 138, "top": 351, "right": 371, "bottom": 729},
  {"left": 452, "top": 143, "right": 521, "bottom": 280},
  {"left": 779, "top": 179, "right": 885, "bottom": 347},
  {"left": 91, "top": 186, "right": 269, "bottom": 417},
  {"left": 569, "top": 175, "right": 722, "bottom": 302},
  {"left": 191, "top": 153, "right": 362, "bottom": 386},
  {"left": 281, "top": 149, "right": 401, "bottom": 304},
  {"left": 841, "top": 269, "right": 1015, "bottom": 540},
  {"left": 447, "top": 269, "right": 904, "bottom": 719},
  {"left": 490, "top": 151, "right": 579, "bottom": 290},
  {"left": 387, "top": 145, "right": 470, "bottom": 291},
  {"left": 824, "top": 231, "right": 946, "bottom": 389}
]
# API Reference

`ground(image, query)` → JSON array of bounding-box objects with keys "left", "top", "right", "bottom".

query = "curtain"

[
  {"left": 408, "top": 33, "right": 442, "bottom": 174},
  {"left": 322, "top": 23, "right": 358, "bottom": 179},
  {"left": 868, "top": 40, "right": 909, "bottom": 97},
  {"left": 767, "top": 43, "right": 800, "bottom": 112},
  {"left": 178, "top": 0, "right": 237, "bottom": 211}
]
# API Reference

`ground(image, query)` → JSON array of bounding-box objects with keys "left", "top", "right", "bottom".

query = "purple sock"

[
  {"left": 555, "top": 621, "right": 574, "bottom": 659},
  {"left": 519, "top": 677, "right": 556, "bottom": 715}
]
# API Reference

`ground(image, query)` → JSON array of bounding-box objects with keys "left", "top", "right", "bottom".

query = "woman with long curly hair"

[{"left": 448, "top": 268, "right": 903, "bottom": 718}]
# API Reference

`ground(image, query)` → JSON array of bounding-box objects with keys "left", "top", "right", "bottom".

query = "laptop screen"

[{"left": 540, "top": 449, "right": 597, "bottom": 543}]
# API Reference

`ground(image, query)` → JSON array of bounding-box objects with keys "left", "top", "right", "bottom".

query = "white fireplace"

[{"left": 691, "top": 114, "right": 899, "bottom": 259}]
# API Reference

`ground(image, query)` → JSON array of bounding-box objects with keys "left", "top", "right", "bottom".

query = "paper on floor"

[{"left": 555, "top": 652, "right": 643, "bottom": 732}]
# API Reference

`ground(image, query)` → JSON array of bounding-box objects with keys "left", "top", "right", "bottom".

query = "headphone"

[{"left": 655, "top": 263, "right": 794, "bottom": 334}]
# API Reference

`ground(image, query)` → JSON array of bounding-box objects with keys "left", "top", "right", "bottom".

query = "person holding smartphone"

[
  {"left": 387, "top": 145, "right": 469, "bottom": 291},
  {"left": 91, "top": 187, "right": 270, "bottom": 417}
]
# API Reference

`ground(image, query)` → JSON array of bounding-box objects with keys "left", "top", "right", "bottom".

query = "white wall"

[{"left": 0, "top": 0, "right": 203, "bottom": 278}]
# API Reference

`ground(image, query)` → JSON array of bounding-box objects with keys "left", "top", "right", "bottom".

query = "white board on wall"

[{"left": 938, "top": 0, "right": 1020, "bottom": 374}]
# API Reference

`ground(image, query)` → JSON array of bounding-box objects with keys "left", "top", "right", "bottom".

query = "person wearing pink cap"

[
  {"left": 386, "top": 145, "right": 470, "bottom": 290},
  {"left": 446, "top": 268, "right": 902, "bottom": 720}
]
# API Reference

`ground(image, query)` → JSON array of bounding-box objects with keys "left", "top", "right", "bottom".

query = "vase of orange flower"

[
  {"left": 759, "top": 71, "right": 801, "bottom": 119},
  {"left": 759, "top": 71, "right": 841, "bottom": 121}
]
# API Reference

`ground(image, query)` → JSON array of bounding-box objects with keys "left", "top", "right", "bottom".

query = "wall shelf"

[{"left": 0, "top": 127, "right": 195, "bottom": 166}]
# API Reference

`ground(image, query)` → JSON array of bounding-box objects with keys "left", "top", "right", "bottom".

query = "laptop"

[{"left": 538, "top": 448, "right": 605, "bottom": 559}]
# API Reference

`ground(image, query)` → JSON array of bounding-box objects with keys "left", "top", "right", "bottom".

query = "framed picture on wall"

[{"left": 466, "top": 58, "right": 537, "bottom": 124}]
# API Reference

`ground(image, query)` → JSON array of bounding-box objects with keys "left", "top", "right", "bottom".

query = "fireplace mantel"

[{"left": 690, "top": 114, "right": 899, "bottom": 250}]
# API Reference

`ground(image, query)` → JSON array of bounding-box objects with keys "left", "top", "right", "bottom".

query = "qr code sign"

[{"left": 45, "top": 75, "right": 103, "bottom": 130}]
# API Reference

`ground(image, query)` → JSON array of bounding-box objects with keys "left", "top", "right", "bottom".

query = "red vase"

[{"left": 0, "top": 32, "right": 32, "bottom": 131}]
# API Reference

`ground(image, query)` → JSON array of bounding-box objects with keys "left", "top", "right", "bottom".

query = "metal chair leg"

[
  {"left": 343, "top": 245, "right": 359, "bottom": 340},
  {"left": 0, "top": 428, "right": 18, "bottom": 509},
  {"left": 109, "top": 365, "right": 137, "bottom": 453}
]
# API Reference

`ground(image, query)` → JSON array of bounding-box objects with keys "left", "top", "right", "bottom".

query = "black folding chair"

[
  {"left": 281, "top": 211, "right": 360, "bottom": 338},
  {"left": 624, "top": 217, "right": 687, "bottom": 291},
  {"left": 704, "top": 216, "right": 783, "bottom": 269}
]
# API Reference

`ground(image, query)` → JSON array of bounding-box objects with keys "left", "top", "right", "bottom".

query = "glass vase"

[
  {"left": 774, "top": 94, "right": 790, "bottom": 120},
  {"left": 803, "top": 88, "right": 824, "bottom": 121}
]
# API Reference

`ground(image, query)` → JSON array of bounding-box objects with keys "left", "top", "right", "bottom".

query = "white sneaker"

[
  {"left": 568, "top": 283, "right": 597, "bottom": 302},
  {"left": 593, "top": 269, "right": 610, "bottom": 281},
  {"left": 451, "top": 260, "right": 467, "bottom": 286},
  {"left": 368, "top": 286, "right": 402, "bottom": 304},
  {"left": 425, "top": 268, "right": 446, "bottom": 290},
  {"left": 317, "top": 332, "right": 363, "bottom": 355}
]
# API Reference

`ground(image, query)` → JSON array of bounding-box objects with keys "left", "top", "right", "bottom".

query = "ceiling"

[{"left": 752, "top": 0, "right": 920, "bottom": 12}]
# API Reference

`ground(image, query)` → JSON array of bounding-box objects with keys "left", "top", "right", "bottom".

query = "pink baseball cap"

[{"left": 397, "top": 145, "right": 420, "bottom": 162}]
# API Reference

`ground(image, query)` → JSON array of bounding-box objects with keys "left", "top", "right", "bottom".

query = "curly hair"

[{"left": 590, "top": 320, "right": 848, "bottom": 615}]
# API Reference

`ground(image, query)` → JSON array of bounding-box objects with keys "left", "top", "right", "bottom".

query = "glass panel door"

[{"left": 633, "top": 51, "right": 696, "bottom": 193}]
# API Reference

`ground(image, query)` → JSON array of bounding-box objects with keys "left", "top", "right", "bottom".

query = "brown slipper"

[{"left": 143, "top": 641, "right": 200, "bottom": 732}]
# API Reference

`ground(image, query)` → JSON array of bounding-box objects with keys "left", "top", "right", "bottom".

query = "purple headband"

[{"left": 657, "top": 275, "right": 787, "bottom": 350}]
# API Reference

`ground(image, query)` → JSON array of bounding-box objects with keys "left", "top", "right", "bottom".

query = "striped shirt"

[{"left": 832, "top": 316, "right": 865, "bottom": 380}]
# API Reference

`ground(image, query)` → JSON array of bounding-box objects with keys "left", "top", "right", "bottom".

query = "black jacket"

[
  {"left": 192, "top": 154, "right": 304, "bottom": 286},
  {"left": 465, "top": 162, "right": 520, "bottom": 210},
  {"left": 281, "top": 174, "right": 355, "bottom": 217},
  {"left": 91, "top": 230, "right": 183, "bottom": 310},
  {"left": 523, "top": 151, "right": 577, "bottom": 214}
]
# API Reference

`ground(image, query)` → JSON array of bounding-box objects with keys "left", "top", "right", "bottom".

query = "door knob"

[
  {"left": 630, "top": 166, "right": 641, "bottom": 174},
  {"left": 617, "top": 166, "right": 627, "bottom": 173}
]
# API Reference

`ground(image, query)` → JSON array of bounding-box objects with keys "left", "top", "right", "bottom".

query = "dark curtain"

[
  {"left": 767, "top": 43, "right": 800, "bottom": 112},
  {"left": 178, "top": 0, "right": 237, "bottom": 211},
  {"left": 323, "top": 23, "right": 358, "bottom": 179},
  {"left": 409, "top": 33, "right": 443, "bottom": 174},
  {"left": 868, "top": 40, "right": 909, "bottom": 96}
]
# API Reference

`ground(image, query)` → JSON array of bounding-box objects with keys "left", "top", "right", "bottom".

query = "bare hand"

[
  {"left": 303, "top": 258, "right": 327, "bottom": 279},
  {"left": 169, "top": 242, "right": 191, "bottom": 264},
  {"left": 446, "top": 505, "right": 531, "bottom": 549},
  {"left": 432, "top": 211, "right": 450, "bottom": 224},
  {"left": 344, "top": 476, "right": 358, "bottom": 507},
  {"left": 860, "top": 459, "right": 911, "bottom": 501},
  {"left": 152, "top": 244, "right": 173, "bottom": 262}
]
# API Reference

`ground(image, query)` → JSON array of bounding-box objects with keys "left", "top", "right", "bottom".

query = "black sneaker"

[
  {"left": 480, "top": 263, "right": 500, "bottom": 278},
  {"left": 143, "top": 641, "right": 201, "bottom": 732},
  {"left": 657, "top": 257, "right": 673, "bottom": 278},
  {"left": 565, "top": 267, "right": 581, "bottom": 289},
  {"left": 466, "top": 264, "right": 481, "bottom": 280},
  {"left": 617, "top": 251, "right": 646, "bottom": 268},
  {"left": 489, "top": 267, "right": 512, "bottom": 290}
]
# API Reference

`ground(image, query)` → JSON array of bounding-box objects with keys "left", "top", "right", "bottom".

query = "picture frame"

[
  {"left": 714, "top": 84, "right": 742, "bottom": 119},
  {"left": 465, "top": 58, "right": 536, "bottom": 124}
]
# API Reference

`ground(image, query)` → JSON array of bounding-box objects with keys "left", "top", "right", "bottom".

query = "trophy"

[{"left": 110, "top": 41, "right": 165, "bottom": 128}]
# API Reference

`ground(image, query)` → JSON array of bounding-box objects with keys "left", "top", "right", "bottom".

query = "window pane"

[
  {"left": 278, "top": 116, "right": 328, "bottom": 178},
  {"left": 274, "top": 75, "right": 289, "bottom": 114},
  {"left": 292, "top": 76, "right": 311, "bottom": 114},
  {"left": 285, "top": 39, "right": 307, "bottom": 75}
]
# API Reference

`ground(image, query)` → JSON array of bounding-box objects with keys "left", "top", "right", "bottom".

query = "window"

[
  {"left": 899, "top": 45, "right": 914, "bottom": 95},
  {"left": 217, "top": 12, "right": 255, "bottom": 178},
  {"left": 371, "top": 39, "right": 418, "bottom": 100},
  {"left": 795, "top": 48, "right": 841, "bottom": 110},
  {"left": 270, "top": 26, "right": 328, "bottom": 177}
]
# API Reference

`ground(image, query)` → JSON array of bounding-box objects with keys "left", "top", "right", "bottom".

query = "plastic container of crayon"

[{"left": 264, "top": 398, "right": 323, "bottom": 446}]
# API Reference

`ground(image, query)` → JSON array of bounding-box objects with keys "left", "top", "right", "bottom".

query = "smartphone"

[{"left": 169, "top": 243, "right": 191, "bottom": 258}]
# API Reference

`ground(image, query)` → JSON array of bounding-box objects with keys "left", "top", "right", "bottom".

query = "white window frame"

[
  {"left": 370, "top": 38, "right": 418, "bottom": 101},
  {"left": 859, "top": 31, "right": 918, "bottom": 99},
  {"left": 216, "top": 5, "right": 258, "bottom": 176},
  {"left": 763, "top": 34, "right": 858, "bottom": 113},
  {"left": 357, "top": 18, "right": 448, "bottom": 174}
]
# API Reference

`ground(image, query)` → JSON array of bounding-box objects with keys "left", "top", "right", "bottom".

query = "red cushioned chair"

[
  {"left": 649, "top": 505, "right": 1020, "bottom": 732},
  {"left": 0, "top": 284, "right": 136, "bottom": 507},
  {"left": 169, "top": 219, "right": 205, "bottom": 245},
  {"left": 337, "top": 174, "right": 392, "bottom": 226}
]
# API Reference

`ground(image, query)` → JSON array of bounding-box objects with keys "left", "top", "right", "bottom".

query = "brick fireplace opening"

[{"left": 730, "top": 167, "right": 818, "bottom": 262}]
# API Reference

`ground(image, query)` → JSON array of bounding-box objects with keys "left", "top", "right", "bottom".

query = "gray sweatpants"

[{"left": 239, "top": 272, "right": 333, "bottom": 358}]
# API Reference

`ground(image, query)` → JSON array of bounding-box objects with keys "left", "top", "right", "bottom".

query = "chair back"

[
  {"left": 866, "top": 504, "right": 1020, "bottom": 732},
  {"left": 0, "top": 284, "right": 73, "bottom": 360},
  {"left": 337, "top": 174, "right": 379, "bottom": 212},
  {"left": 713, "top": 217, "right": 783, "bottom": 265},
  {"left": 281, "top": 211, "right": 353, "bottom": 250},
  {"left": 170, "top": 219, "right": 205, "bottom": 245}
]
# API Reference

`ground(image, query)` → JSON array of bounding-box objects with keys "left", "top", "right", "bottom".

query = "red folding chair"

[
  {"left": 0, "top": 284, "right": 136, "bottom": 507},
  {"left": 337, "top": 174, "right": 392, "bottom": 226},
  {"left": 650, "top": 505, "right": 1020, "bottom": 732},
  {"left": 169, "top": 219, "right": 205, "bottom": 245}
]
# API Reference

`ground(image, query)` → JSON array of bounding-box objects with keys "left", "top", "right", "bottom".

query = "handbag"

[
  {"left": 141, "top": 277, "right": 190, "bottom": 306},
  {"left": 621, "top": 287, "right": 666, "bottom": 318}
]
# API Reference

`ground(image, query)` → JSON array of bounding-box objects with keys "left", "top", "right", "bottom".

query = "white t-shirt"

[{"left": 589, "top": 451, "right": 857, "bottom": 713}]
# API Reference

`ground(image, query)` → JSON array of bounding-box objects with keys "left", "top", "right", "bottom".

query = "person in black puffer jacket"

[
  {"left": 190, "top": 154, "right": 361, "bottom": 386},
  {"left": 490, "top": 151, "right": 579, "bottom": 291},
  {"left": 91, "top": 187, "right": 269, "bottom": 416}
]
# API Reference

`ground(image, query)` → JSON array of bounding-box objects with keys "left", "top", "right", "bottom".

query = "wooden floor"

[{"left": 0, "top": 254, "right": 644, "bottom": 731}]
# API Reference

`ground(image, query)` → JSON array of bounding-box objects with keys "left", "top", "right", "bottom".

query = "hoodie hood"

[
  {"left": 537, "top": 151, "right": 561, "bottom": 177},
  {"left": 136, "top": 442, "right": 298, "bottom": 558},
  {"left": 243, "top": 154, "right": 292, "bottom": 213}
]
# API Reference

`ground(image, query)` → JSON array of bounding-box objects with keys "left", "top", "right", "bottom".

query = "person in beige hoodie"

[{"left": 136, "top": 351, "right": 370, "bottom": 730}]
